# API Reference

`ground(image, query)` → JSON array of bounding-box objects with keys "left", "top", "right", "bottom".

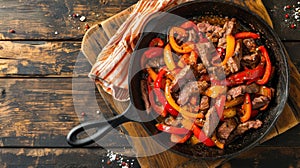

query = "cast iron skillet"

[{"left": 67, "top": 1, "right": 289, "bottom": 159}]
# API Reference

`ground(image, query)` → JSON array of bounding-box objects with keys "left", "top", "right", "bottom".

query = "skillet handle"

[{"left": 66, "top": 107, "right": 133, "bottom": 147}]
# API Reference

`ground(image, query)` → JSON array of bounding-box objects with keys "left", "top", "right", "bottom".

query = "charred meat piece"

[
  {"left": 217, "top": 18, "right": 236, "bottom": 48},
  {"left": 192, "top": 63, "right": 207, "bottom": 78},
  {"left": 140, "top": 80, "right": 151, "bottom": 113},
  {"left": 208, "top": 66, "right": 226, "bottom": 80},
  {"left": 243, "top": 38, "right": 257, "bottom": 52},
  {"left": 241, "top": 53, "right": 260, "bottom": 69},
  {"left": 252, "top": 95, "right": 270, "bottom": 109},
  {"left": 217, "top": 118, "right": 238, "bottom": 140},
  {"left": 177, "top": 81, "right": 209, "bottom": 105},
  {"left": 199, "top": 95, "right": 210, "bottom": 111},
  {"left": 195, "top": 42, "right": 216, "bottom": 68},
  {"left": 171, "top": 65, "right": 195, "bottom": 92},
  {"left": 202, "top": 106, "right": 220, "bottom": 137},
  {"left": 235, "top": 119, "right": 262, "bottom": 135},
  {"left": 146, "top": 57, "right": 165, "bottom": 68},
  {"left": 227, "top": 83, "right": 259, "bottom": 100}
]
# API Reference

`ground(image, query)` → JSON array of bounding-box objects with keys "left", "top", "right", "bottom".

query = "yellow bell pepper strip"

[
  {"left": 234, "top": 32, "right": 260, "bottom": 39},
  {"left": 240, "top": 93, "right": 252, "bottom": 123},
  {"left": 190, "top": 135, "right": 200, "bottom": 145},
  {"left": 203, "top": 86, "right": 227, "bottom": 98},
  {"left": 156, "top": 123, "right": 190, "bottom": 135},
  {"left": 225, "top": 96, "right": 244, "bottom": 109},
  {"left": 192, "top": 124, "right": 215, "bottom": 147},
  {"left": 211, "top": 133, "right": 225, "bottom": 149},
  {"left": 149, "top": 37, "right": 164, "bottom": 47},
  {"left": 258, "top": 86, "right": 273, "bottom": 100},
  {"left": 164, "top": 44, "right": 176, "bottom": 71},
  {"left": 143, "top": 47, "right": 163, "bottom": 58},
  {"left": 169, "top": 27, "right": 194, "bottom": 54},
  {"left": 223, "top": 107, "right": 237, "bottom": 119},
  {"left": 146, "top": 66, "right": 157, "bottom": 81},
  {"left": 153, "top": 69, "right": 178, "bottom": 117},
  {"left": 218, "top": 34, "right": 235, "bottom": 66},
  {"left": 256, "top": 46, "right": 272, "bottom": 85},
  {"left": 165, "top": 79, "right": 204, "bottom": 119}
]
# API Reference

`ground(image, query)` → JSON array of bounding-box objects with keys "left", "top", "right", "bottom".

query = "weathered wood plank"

[
  {"left": 0, "top": 0, "right": 137, "bottom": 40},
  {"left": 262, "top": 0, "right": 300, "bottom": 41},
  {"left": 0, "top": 78, "right": 131, "bottom": 147},
  {"left": 0, "top": 41, "right": 91, "bottom": 77},
  {"left": 0, "top": 148, "right": 139, "bottom": 168}
]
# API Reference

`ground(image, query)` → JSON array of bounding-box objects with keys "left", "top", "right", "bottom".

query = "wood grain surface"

[
  {"left": 0, "top": 0, "right": 300, "bottom": 167},
  {"left": 81, "top": 0, "right": 300, "bottom": 167}
]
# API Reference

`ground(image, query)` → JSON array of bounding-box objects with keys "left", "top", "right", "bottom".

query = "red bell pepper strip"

[
  {"left": 240, "top": 93, "right": 252, "bottom": 123},
  {"left": 143, "top": 47, "right": 163, "bottom": 58},
  {"left": 225, "top": 62, "right": 265, "bottom": 86},
  {"left": 149, "top": 38, "right": 164, "bottom": 47},
  {"left": 156, "top": 123, "right": 190, "bottom": 135},
  {"left": 256, "top": 46, "right": 272, "bottom": 85},
  {"left": 153, "top": 69, "right": 179, "bottom": 117},
  {"left": 192, "top": 124, "right": 215, "bottom": 147},
  {"left": 234, "top": 32, "right": 260, "bottom": 39},
  {"left": 147, "top": 76, "right": 166, "bottom": 117}
]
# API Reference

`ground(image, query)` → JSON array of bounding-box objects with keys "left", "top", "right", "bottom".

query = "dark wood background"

[{"left": 0, "top": 0, "right": 299, "bottom": 167}]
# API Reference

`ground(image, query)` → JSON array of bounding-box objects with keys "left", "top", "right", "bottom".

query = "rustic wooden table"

[{"left": 0, "top": 0, "right": 299, "bottom": 167}]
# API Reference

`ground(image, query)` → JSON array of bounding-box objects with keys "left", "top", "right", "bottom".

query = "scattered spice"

[
  {"left": 283, "top": 2, "right": 300, "bottom": 29},
  {"left": 101, "top": 150, "right": 139, "bottom": 168},
  {"left": 85, "top": 23, "right": 90, "bottom": 31},
  {"left": 8, "top": 29, "right": 15, "bottom": 33}
]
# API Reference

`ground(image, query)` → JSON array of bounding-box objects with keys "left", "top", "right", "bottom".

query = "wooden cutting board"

[{"left": 81, "top": 0, "right": 300, "bottom": 167}]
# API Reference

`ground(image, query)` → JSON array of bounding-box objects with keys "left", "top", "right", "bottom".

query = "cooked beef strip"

[
  {"left": 235, "top": 119, "right": 262, "bottom": 135},
  {"left": 177, "top": 81, "right": 209, "bottom": 105},
  {"left": 192, "top": 63, "right": 207, "bottom": 78},
  {"left": 252, "top": 95, "right": 270, "bottom": 109},
  {"left": 195, "top": 42, "right": 216, "bottom": 68},
  {"left": 224, "top": 39, "right": 242, "bottom": 74},
  {"left": 199, "top": 95, "right": 210, "bottom": 111},
  {"left": 202, "top": 106, "right": 220, "bottom": 137},
  {"left": 171, "top": 65, "right": 195, "bottom": 92},
  {"left": 147, "top": 57, "right": 165, "bottom": 68},
  {"left": 243, "top": 38, "right": 257, "bottom": 52},
  {"left": 217, "top": 19, "right": 236, "bottom": 48},
  {"left": 140, "top": 80, "right": 151, "bottom": 113},
  {"left": 208, "top": 66, "right": 226, "bottom": 80},
  {"left": 217, "top": 118, "right": 238, "bottom": 140},
  {"left": 241, "top": 53, "right": 260, "bottom": 69},
  {"left": 244, "top": 83, "right": 260, "bottom": 93},
  {"left": 227, "top": 83, "right": 259, "bottom": 100}
]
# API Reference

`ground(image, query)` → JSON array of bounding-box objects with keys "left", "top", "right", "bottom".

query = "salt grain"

[{"left": 80, "top": 16, "right": 86, "bottom": 22}]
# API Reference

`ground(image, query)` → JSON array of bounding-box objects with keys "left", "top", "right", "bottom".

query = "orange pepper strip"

[
  {"left": 169, "top": 27, "right": 193, "bottom": 54},
  {"left": 164, "top": 44, "right": 176, "bottom": 71},
  {"left": 218, "top": 35, "right": 235, "bottom": 66},
  {"left": 240, "top": 93, "right": 252, "bottom": 123},
  {"left": 165, "top": 79, "right": 204, "bottom": 119},
  {"left": 146, "top": 66, "right": 157, "bottom": 81}
]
